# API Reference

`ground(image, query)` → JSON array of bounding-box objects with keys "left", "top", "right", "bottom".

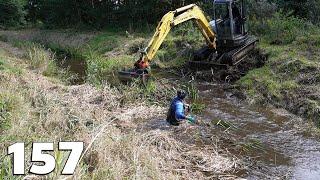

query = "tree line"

[{"left": 0, "top": 0, "right": 319, "bottom": 29}]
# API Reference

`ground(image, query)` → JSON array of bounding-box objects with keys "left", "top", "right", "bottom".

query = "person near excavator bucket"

[{"left": 166, "top": 90, "right": 196, "bottom": 126}]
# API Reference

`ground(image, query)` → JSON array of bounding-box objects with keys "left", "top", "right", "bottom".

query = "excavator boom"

[{"left": 135, "top": 4, "right": 216, "bottom": 69}]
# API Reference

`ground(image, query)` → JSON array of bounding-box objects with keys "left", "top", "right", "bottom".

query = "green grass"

[
  {"left": 0, "top": 92, "right": 16, "bottom": 130},
  {"left": 85, "top": 32, "right": 122, "bottom": 54},
  {"left": 11, "top": 41, "right": 79, "bottom": 84},
  {"left": 0, "top": 58, "right": 22, "bottom": 75},
  {"left": 0, "top": 156, "right": 14, "bottom": 180}
]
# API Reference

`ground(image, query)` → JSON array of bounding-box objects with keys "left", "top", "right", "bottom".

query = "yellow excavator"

[{"left": 119, "top": 0, "right": 257, "bottom": 80}]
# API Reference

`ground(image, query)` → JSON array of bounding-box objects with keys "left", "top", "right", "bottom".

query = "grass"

[
  {"left": 0, "top": 58, "right": 22, "bottom": 75},
  {"left": 0, "top": 23, "right": 205, "bottom": 86},
  {"left": 85, "top": 32, "right": 122, "bottom": 54},
  {"left": 0, "top": 92, "right": 15, "bottom": 130},
  {"left": 12, "top": 41, "right": 79, "bottom": 84}
]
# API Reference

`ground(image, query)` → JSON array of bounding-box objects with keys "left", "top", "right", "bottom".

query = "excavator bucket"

[{"left": 118, "top": 68, "right": 150, "bottom": 82}]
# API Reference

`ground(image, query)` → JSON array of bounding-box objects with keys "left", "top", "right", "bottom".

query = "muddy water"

[
  {"left": 140, "top": 77, "right": 320, "bottom": 179},
  {"left": 54, "top": 50, "right": 87, "bottom": 84},
  {"left": 196, "top": 82, "right": 320, "bottom": 179}
]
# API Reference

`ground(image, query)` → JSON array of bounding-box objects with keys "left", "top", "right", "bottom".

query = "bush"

[
  {"left": 0, "top": 0, "right": 27, "bottom": 28},
  {"left": 255, "top": 12, "right": 317, "bottom": 45},
  {"left": 265, "top": 12, "right": 304, "bottom": 44},
  {"left": 273, "top": 0, "right": 320, "bottom": 25}
]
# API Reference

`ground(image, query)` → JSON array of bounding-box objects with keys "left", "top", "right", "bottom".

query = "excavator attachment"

[{"left": 118, "top": 68, "right": 150, "bottom": 82}]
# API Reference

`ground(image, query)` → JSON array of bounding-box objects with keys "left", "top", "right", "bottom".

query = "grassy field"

[{"left": 1, "top": 16, "right": 320, "bottom": 128}]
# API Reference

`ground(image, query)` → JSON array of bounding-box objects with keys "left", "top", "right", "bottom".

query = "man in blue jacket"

[{"left": 166, "top": 90, "right": 196, "bottom": 126}]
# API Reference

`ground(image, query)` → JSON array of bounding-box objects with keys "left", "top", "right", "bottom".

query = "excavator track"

[
  {"left": 189, "top": 36, "right": 258, "bottom": 70},
  {"left": 225, "top": 36, "right": 258, "bottom": 65}
]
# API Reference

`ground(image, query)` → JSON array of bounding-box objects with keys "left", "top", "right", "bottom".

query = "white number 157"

[{"left": 7, "top": 142, "right": 84, "bottom": 175}]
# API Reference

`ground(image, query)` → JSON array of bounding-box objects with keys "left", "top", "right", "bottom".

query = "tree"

[{"left": 0, "top": 0, "right": 27, "bottom": 27}]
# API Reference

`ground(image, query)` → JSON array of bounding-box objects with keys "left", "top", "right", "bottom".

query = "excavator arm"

[{"left": 135, "top": 4, "right": 217, "bottom": 70}]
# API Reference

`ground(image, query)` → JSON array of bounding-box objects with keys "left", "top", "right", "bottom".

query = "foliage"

[
  {"left": 18, "top": 42, "right": 78, "bottom": 84},
  {"left": 25, "top": 0, "right": 201, "bottom": 28},
  {"left": 264, "top": 12, "right": 308, "bottom": 44},
  {"left": 1, "top": 0, "right": 320, "bottom": 29},
  {"left": 0, "top": 0, "right": 27, "bottom": 28},
  {"left": 272, "top": 0, "right": 320, "bottom": 24}
]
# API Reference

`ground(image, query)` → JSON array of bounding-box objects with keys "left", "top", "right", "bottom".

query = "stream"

[
  {"left": 196, "top": 82, "right": 320, "bottom": 179},
  {"left": 142, "top": 80, "right": 320, "bottom": 179}
]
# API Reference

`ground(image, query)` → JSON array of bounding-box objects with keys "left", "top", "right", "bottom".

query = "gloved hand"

[
  {"left": 185, "top": 104, "right": 191, "bottom": 113},
  {"left": 186, "top": 115, "right": 196, "bottom": 124}
]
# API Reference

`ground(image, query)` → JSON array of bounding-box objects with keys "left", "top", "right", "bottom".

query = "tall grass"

[{"left": 23, "top": 43, "right": 77, "bottom": 84}]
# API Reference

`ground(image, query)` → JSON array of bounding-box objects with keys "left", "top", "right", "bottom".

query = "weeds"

[
  {"left": 0, "top": 92, "right": 19, "bottom": 131},
  {"left": 239, "top": 15, "right": 320, "bottom": 125},
  {"left": 0, "top": 27, "right": 245, "bottom": 179},
  {"left": 212, "top": 119, "right": 238, "bottom": 131},
  {"left": 0, "top": 58, "right": 22, "bottom": 75},
  {"left": 19, "top": 42, "right": 77, "bottom": 84},
  {"left": 0, "top": 156, "right": 13, "bottom": 179},
  {"left": 26, "top": 43, "right": 50, "bottom": 70}
]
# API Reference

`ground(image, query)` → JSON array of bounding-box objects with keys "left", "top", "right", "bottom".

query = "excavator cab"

[{"left": 213, "top": 0, "right": 248, "bottom": 49}]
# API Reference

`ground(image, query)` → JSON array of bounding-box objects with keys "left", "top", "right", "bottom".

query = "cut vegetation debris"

[{"left": 0, "top": 39, "right": 240, "bottom": 179}]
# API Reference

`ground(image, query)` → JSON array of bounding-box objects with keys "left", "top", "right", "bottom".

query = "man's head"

[{"left": 177, "top": 90, "right": 187, "bottom": 100}]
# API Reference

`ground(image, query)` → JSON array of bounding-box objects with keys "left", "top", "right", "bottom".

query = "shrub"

[
  {"left": 0, "top": 0, "right": 27, "bottom": 28},
  {"left": 264, "top": 12, "right": 306, "bottom": 44}
]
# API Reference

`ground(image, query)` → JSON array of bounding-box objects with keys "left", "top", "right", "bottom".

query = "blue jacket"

[{"left": 167, "top": 97, "right": 186, "bottom": 123}]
